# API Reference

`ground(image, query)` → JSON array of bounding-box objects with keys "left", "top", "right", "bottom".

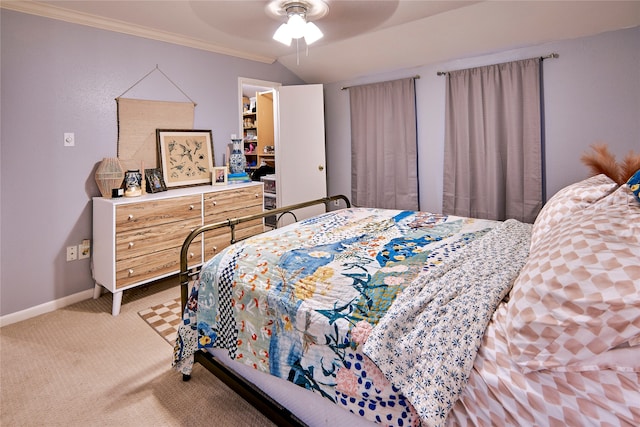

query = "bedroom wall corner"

[{"left": 0, "top": 9, "right": 304, "bottom": 318}]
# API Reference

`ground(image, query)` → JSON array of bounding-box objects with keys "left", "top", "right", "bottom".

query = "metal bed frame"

[{"left": 178, "top": 195, "right": 351, "bottom": 427}]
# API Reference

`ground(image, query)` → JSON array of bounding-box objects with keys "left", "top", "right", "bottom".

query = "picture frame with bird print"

[{"left": 156, "top": 129, "right": 214, "bottom": 188}]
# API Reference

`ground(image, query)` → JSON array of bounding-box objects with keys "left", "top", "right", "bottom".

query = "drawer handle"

[
  {"left": 211, "top": 201, "right": 217, "bottom": 206},
  {"left": 189, "top": 205, "right": 195, "bottom": 210},
  {"left": 128, "top": 269, "right": 134, "bottom": 275},
  {"left": 128, "top": 214, "right": 134, "bottom": 220},
  {"left": 255, "top": 193, "right": 260, "bottom": 198},
  {"left": 189, "top": 252, "right": 195, "bottom": 258},
  {"left": 212, "top": 246, "right": 218, "bottom": 252},
  {"left": 128, "top": 242, "right": 134, "bottom": 248}
]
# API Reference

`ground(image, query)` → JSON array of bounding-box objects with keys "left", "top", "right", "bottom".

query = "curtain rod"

[
  {"left": 436, "top": 53, "right": 559, "bottom": 76},
  {"left": 341, "top": 75, "right": 420, "bottom": 90}
]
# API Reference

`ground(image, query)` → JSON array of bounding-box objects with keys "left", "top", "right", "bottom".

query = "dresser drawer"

[
  {"left": 115, "top": 218, "right": 201, "bottom": 261},
  {"left": 203, "top": 187, "right": 263, "bottom": 218},
  {"left": 115, "top": 244, "right": 202, "bottom": 289},
  {"left": 203, "top": 221, "right": 264, "bottom": 260},
  {"left": 116, "top": 195, "right": 201, "bottom": 231},
  {"left": 203, "top": 199, "right": 263, "bottom": 226}
]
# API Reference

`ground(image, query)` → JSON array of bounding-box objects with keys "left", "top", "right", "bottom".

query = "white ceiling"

[{"left": 3, "top": 1, "right": 640, "bottom": 84}]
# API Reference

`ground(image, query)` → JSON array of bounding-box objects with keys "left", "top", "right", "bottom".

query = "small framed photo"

[
  {"left": 212, "top": 166, "right": 227, "bottom": 186},
  {"left": 144, "top": 168, "right": 167, "bottom": 193},
  {"left": 157, "top": 129, "right": 214, "bottom": 188}
]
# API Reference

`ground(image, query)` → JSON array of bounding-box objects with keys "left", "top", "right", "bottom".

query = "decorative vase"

[
  {"left": 124, "top": 169, "right": 142, "bottom": 197},
  {"left": 95, "top": 157, "right": 125, "bottom": 198},
  {"left": 229, "top": 138, "right": 247, "bottom": 174}
]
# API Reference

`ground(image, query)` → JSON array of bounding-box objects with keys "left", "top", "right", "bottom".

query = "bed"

[{"left": 173, "top": 172, "right": 640, "bottom": 427}]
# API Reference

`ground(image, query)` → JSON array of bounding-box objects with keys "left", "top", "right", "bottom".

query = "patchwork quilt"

[{"left": 173, "top": 208, "right": 532, "bottom": 425}]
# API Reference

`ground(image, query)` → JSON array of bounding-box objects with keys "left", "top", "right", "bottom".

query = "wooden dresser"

[{"left": 92, "top": 182, "right": 263, "bottom": 315}]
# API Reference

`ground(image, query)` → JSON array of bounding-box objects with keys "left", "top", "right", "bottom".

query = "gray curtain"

[
  {"left": 349, "top": 78, "right": 418, "bottom": 210},
  {"left": 443, "top": 58, "right": 543, "bottom": 223}
]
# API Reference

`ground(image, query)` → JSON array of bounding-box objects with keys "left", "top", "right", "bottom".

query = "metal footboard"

[
  {"left": 179, "top": 194, "right": 350, "bottom": 313},
  {"left": 176, "top": 194, "right": 351, "bottom": 427}
]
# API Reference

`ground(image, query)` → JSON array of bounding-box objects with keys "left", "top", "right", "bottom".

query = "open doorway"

[
  {"left": 238, "top": 78, "right": 280, "bottom": 227},
  {"left": 237, "top": 78, "right": 281, "bottom": 178},
  {"left": 237, "top": 78, "right": 327, "bottom": 227}
]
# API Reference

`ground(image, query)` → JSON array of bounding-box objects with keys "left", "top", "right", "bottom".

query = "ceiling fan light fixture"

[
  {"left": 303, "top": 21, "right": 323, "bottom": 45},
  {"left": 273, "top": 23, "right": 292, "bottom": 46},
  {"left": 270, "top": 1, "right": 326, "bottom": 46},
  {"left": 287, "top": 13, "right": 307, "bottom": 39}
]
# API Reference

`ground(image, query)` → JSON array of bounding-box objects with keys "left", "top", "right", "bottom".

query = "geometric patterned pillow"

[
  {"left": 530, "top": 174, "right": 618, "bottom": 249},
  {"left": 628, "top": 168, "right": 640, "bottom": 203},
  {"left": 505, "top": 185, "right": 640, "bottom": 372}
]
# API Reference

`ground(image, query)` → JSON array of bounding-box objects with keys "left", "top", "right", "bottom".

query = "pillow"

[
  {"left": 505, "top": 184, "right": 640, "bottom": 372},
  {"left": 529, "top": 174, "right": 618, "bottom": 248},
  {"left": 564, "top": 341, "right": 640, "bottom": 373},
  {"left": 628, "top": 168, "right": 640, "bottom": 202}
]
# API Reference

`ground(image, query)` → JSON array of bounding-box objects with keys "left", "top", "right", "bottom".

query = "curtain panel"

[
  {"left": 349, "top": 78, "right": 419, "bottom": 210},
  {"left": 442, "top": 58, "right": 543, "bottom": 223}
]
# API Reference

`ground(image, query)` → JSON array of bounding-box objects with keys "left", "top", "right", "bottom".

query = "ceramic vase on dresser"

[
  {"left": 229, "top": 138, "right": 247, "bottom": 174},
  {"left": 124, "top": 170, "right": 142, "bottom": 197}
]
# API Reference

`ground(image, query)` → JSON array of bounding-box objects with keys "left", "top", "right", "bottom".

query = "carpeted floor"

[{"left": 0, "top": 277, "right": 276, "bottom": 427}]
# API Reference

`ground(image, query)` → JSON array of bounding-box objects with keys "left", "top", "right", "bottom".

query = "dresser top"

[{"left": 93, "top": 181, "right": 262, "bottom": 205}]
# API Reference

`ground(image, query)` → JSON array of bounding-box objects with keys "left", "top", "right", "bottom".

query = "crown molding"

[{"left": 1, "top": 1, "right": 276, "bottom": 64}]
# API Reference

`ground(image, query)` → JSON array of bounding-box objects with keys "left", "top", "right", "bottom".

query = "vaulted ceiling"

[{"left": 3, "top": 1, "right": 640, "bottom": 83}]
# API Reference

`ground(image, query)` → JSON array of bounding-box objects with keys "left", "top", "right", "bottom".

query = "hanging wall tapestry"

[
  {"left": 117, "top": 98, "right": 195, "bottom": 171},
  {"left": 116, "top": 65, "right": 196, "bottom": 172}
]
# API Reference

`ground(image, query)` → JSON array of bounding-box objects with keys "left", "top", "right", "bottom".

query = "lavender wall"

[
  {"left": 324, "top": 26, "right": 640, "bottom": 213},
  {"left": 2, "top": 9, "right": 639, "bottom": 319},
  {"left": 0, "top": 10, "right": 304, "bottom": 317}
]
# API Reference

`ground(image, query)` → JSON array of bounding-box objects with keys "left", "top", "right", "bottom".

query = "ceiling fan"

[{"left": 266, "top": 0, "right": 329, "bottom": 47}]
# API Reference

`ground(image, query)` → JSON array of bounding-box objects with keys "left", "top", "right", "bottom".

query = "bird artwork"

[
  {"left": 178, "top": 143, "right": 193, "bottom": 162},
  {"left": 160, "top": 131, "right": 213, "bottom": 185}
]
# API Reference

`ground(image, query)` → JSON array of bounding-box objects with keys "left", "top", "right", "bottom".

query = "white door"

[{"left": 276, "top": 84, "right": 327, "bottom": 223}]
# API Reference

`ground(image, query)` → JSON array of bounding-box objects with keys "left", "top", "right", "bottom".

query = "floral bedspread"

[
  {"left": 173, "top": 208, "right": 500, "bottom": 425},
  {"left": 364, "top": 219, "right": 532, "bottom": 427}
]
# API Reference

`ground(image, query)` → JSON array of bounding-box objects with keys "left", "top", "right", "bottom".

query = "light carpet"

[{"left": 0, "top": 277, "right": 275, "bottom": 427}]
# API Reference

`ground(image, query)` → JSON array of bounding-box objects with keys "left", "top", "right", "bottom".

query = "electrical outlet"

[
  {"left": 79, "top": 239, "right": 91, "bottom": 259},
  {"left": 66, "top": 245, "right": 78, "bottom": 261}
]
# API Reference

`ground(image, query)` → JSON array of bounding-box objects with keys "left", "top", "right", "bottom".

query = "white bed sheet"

[{"left": 209, "top": 348, "right": 377, "bottom": 427}]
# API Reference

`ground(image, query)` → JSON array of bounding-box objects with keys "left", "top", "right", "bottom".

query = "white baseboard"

[{"left": 0, "top": 288, "right": 95, "bottom": 327}]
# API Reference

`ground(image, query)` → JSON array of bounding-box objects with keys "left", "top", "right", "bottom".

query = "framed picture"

[
  {"left": 156, "top": 129, "right": 214, "bottom": 188},
  {"left": 212, "top": 166, "right": 228, "bottom": 186},
  {"left": 144, "top": 168, "right": 167, "bottom": 193}
]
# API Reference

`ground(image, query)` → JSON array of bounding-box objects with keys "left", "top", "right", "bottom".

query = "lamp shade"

[
  {"left": 273, "top": 23, "right": 292, "bottom": 45},
  {"left": 303, "top": 21, "right": 323, "bottom": 44},
  {"left": 287, "top": 14, "right": 306, "bottom": 39}
]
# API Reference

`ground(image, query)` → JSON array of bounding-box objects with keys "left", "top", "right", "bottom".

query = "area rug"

[{"left": 138, "top": 298, "right": 182, "bottom": 344}]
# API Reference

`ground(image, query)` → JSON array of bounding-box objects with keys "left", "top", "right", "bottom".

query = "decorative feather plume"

[
  {"left": 580, "top": 143, "right": 622, "bottom": 184},
  {"left": 620, "top": 150, "right": 640, "bottom": 183}
]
